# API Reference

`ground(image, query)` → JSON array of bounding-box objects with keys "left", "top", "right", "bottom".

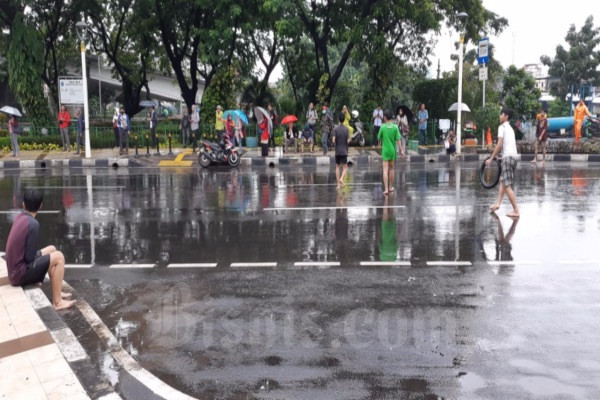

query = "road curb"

[{"left": 3, "top": 153, "right": 600, "bottom": 170}]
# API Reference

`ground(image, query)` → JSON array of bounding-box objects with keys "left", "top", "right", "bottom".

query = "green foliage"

[
  {"left": 548, "top": 99, "right": 571, "bottom": 118},
  {"left": 316, "top": 74, "right": 330, "bottom": 109},
  {"left": 413, "top": 78, "right": 456, "bottom": 121},
  {"left": 200, "top": 66, "right": 239, "bottom": 126},
  {"left": 472, "top": 104, "right": 501, "bottom": 139},
  {"left": 501, "top": 65, "right": 541, "bottom": 120},
  {"left": 7, "top": 14, "right": 52, "bottom": 128},
  {"left": 541, "top": 16, "right": 600, "bottom": 99}
]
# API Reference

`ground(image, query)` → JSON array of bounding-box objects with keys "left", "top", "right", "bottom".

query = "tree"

[
  {"left": 27, "top": 0, "right": 79, "bottom": 113},
  {"left": 541, "top": 16, "right": 600, "bottom": 99},
  {"left": 199, "top": 65, "right": 239, "bottom": 126},
  {"left": 501, "top": 65, "right": 541, "bottom": 120},
  {"left": 282, "top": 0, "right": 506, "bottom": 104},
  {"left": 153, "top": 0, "right": 248, "bottom": 118},
  {"left": 8, "top": 13, "right": 53, "bottom": 127},
  {"left": 86, "top": 0, "right": 156, "bottom": 117}
]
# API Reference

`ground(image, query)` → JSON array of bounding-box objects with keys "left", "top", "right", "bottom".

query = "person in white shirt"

[
  {"left": 372, "top": 105, "right": 383, "bottom": 147},
  {"left": 190, "top": 105, "right": 200, "bottom": 149},
  {"left": 486, "top": 108, "right": 519, "bottom": 218}
]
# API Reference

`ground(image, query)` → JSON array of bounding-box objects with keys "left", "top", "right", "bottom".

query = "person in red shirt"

[
  {"left": 58, "top": 105, "right": 71, "bottom": 151},
  {"left": 259, "top": 116, "right": 270, "bottom": 156},
  {"left": 5, "top": 189, "right": 75, "bottom": 310}
]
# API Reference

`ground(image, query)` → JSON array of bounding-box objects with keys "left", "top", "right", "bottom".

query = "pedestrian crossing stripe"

[{"left": 159, "top": 149, "right": 193, "bottom": 167}]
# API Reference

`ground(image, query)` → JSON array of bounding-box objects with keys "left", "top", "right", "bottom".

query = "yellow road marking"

[{"left": 159, "top": 149, "right": 194, "bottom": 167}]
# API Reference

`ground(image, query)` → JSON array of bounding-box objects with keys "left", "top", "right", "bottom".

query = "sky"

[{"left": 430, "top": 0, "right": 600, "bottom": 76}]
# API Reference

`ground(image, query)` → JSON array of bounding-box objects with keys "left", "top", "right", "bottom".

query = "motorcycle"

[
  {"left": 349, "top": 110, "right": 366, "bottom": 147},
  {"left": 198, "top": 139, "right": 241, "bottom": 168}
]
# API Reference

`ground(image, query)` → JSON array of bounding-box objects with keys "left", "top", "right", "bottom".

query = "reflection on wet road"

[{"left": 2, "top": 163, "right": 600, "bottom": 399}]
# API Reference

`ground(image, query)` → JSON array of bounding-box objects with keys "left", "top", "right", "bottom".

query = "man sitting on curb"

[{"left": 5, "top": 189, "right": 75, "bottom": 310}]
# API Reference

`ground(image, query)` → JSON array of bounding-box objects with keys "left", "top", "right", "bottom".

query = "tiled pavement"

[{"left": 0, "top": 257, "right": 91, "bottom": 400}]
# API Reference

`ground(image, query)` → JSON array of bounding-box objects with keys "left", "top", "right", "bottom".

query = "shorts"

[
  {"left": 501, "top": 156, "right": 518, "bottom": 187},
  {"left": 19, "top": 251, "right": 50, "bottom": 286},
  {"left": 335, "top": 155, "right": 348, "bottom": 165}
]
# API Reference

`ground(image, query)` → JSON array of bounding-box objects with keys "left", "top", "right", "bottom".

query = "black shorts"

[
  {"left": 19, "top": 252, "right": 50, "bottom": 286},
  {"left": 335, "top": 155, "right": 348, "bottom": 165}
]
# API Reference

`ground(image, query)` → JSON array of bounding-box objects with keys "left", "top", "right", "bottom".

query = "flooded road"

[{"left": 1, "top": 163, "right": 600, "bottom": 399}]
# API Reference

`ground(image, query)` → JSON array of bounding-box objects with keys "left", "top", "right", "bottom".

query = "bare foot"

[
  {"left": 336, "top": 184, "right": 341, "bottom": 190},
  {"left": 339, "top": 179, "right": 345, "bottom": 187},
  {"left": 61, "top": 291, "right": 72, "bottom": 299},
  {"left": 383, "top": 191, "right": 389, "bottom": 196},
  {"left": 530, "top": 160, "right": 536, "bottom": 164},
  {"left": 53, "top": 299, "right": 75, "bottom": 311},
  {"left": 489, "top": 204, "right": 500, "bottom": 212},
  {"left": 506, "top": 211, "right": 520, "bottom": 218},
  {"left": 389, "top": 188, "right": 395, "bottom": 193}
]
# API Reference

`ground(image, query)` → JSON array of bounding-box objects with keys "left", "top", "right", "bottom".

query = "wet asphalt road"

[{"left": 1, "top": 163, "right": 600, "bottom": 399}]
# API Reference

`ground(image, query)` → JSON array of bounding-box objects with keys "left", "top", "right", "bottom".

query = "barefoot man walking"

[
  {"left": 487, "top": 108, "right": 520, "bottom": 218},
  {"left": 5, "top": 189, "right": 75, "bottom": 310},
  {"left": 378, "top": 110, "right": 402, "bottom": 195}
]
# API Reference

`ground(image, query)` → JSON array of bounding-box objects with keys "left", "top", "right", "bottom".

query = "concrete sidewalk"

[{"left": 2, "top": 146, "right": 600, "bottom": 170}]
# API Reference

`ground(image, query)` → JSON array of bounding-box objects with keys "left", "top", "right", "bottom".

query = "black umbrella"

[{"left": 398, "top": 105, "right": 413, "bottom": 122}]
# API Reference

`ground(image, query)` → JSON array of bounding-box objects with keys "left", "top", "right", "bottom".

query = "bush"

[{"left": 517, "top": 138, "right": 600, "bottom": 154}]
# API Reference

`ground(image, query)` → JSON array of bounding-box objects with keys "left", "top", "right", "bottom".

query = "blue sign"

[{"left": 478, "top": 38, "right": 489, "bottom": 65}]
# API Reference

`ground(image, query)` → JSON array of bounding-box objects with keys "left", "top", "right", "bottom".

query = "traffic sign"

[
  {"left": 479, "top": 65, "right": 488, "bottom": 81},
  {"left": 478, "top": 38, "right": 489, "bottom": 65}
]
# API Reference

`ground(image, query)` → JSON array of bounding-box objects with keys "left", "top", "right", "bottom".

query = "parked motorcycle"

[
  {"left": 349, "top": 110, "right": 366, "bottom": 147},
  {"left": 198, "top": 139, "right": 240, "bottom": 168}
]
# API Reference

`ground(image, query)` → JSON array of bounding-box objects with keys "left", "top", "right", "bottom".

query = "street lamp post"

[
  {"left": 456, "top": 12, "right": 468, "bottom": 155},
  {"left": 76, "top": 20, "right": 91, "bottom": 159}
]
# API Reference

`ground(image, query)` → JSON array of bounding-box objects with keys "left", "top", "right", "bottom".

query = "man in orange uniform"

[{"left": 574, "top": 100, "right": 592, "bottom": 143}]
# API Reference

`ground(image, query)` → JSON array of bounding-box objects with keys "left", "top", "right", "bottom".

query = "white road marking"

[
  {"left": 230, "top": 262, "right": 277, "bottom": 268},
  {"left": 0, "top": 210, "right": 60, "bottom": 214},
  {"left": 426, "top": 261, "right": 472, "bottom": 266},
  {"left": 65, "top": 264, "right": 94, "bottom": 268},
  {"left": 294, "top": 261, "right": 341, "bottom": 267},
  {"left": 109, "top": 264, "right": 155, "bottom": 269},
  {"left": 487, "top": 261, "right": 541, "bottom": 265},
  {"left": 360, "top": 261, "right": 411, "bottom": 266},
  {"left": 277, "top": 183, "right": 382, "bottom": 188},
  {"left": 265, "top": 206, "right": 406, "bottom": 211},
  {"left": 27, "top": 186, "right": 126, "bottom": 189},
  {"left": 167, "top": 263, "right": 217, "bottom": 268},
  {"left": 558, "top": 260, "right": 600, "bottom": 265}
]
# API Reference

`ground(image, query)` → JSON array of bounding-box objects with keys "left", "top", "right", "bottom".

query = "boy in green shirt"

[{"left": 378, "top": 110, "right": 402, "bottom": 195}]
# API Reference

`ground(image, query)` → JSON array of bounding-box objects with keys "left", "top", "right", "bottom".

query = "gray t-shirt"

[{"left": 333, "top": 125, "right": 349, "bottom": 156}]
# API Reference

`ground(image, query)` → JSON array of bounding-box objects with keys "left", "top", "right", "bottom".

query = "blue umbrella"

[
  {"left": 234, "top": 110, "right": 249, "bottom": 126},
  {"left": 223, "top": 110, "right": 239, "bottom": 122}
]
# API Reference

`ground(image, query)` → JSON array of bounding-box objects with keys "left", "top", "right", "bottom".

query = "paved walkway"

[{"left": 0, "top": 257, "right": 92, "bottom": 399}]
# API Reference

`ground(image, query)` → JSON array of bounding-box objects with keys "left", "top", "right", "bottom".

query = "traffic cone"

[{"left": 485, "top": 127, "right": 492, "bottom": 147}]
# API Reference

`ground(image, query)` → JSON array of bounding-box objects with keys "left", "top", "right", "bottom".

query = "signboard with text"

[
  {"left": 59, "top": 78, "right": 84, "bottom": 105},
  {"left": 478, "top": 38, "right": 489, "bottom": 65},
  {"left": 479, "top": 65, "right": 488, "bottom": 81}
]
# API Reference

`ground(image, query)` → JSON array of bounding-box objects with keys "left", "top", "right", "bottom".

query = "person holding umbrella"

[
  {"left": 8, "top": 114, "right": 20, "bottom": 158},
  {"left": 281, "top": 115, "right": 299, "bottom": 153}
]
